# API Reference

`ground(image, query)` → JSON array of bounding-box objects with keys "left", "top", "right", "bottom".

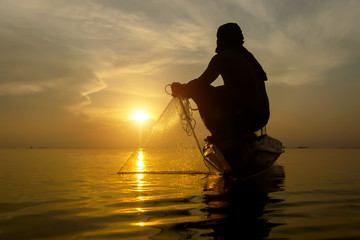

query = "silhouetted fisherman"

[{"left": 171, "top": 23, "right": 269, "bottom": 141}]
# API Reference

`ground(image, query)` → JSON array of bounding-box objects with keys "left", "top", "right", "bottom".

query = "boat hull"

[{"left": 203, "top": 134, "right": 284, "bottom": 179}]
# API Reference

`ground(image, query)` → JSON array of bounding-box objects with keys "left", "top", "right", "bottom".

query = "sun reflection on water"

[
  {"left": 137, "top": 150, "right": 145, "bottom": 173},
  {"left": 130, "top": 149, "right": 222, "bottom": 231},
  {"left": 135, "top": 150, "right": 146, "bottom": 194}
]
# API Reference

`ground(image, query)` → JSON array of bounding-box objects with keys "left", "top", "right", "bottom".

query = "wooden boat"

[
  {"left": 175, "top": 95, "right": 284, "bottom": 179},
  {"left": 203, "top": 133, "right": 284, "bottom": 179}
]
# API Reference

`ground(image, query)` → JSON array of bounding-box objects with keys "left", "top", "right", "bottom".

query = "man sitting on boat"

[{"left": 171, "top": 23, "right": 270, "bottom": 141}]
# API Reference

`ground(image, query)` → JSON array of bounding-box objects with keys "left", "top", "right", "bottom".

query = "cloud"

[
  {"left": 0, "top": 0, "right": 359, "bottom": 147},
  {"left": 0, "top": 82, "right": 44, "bottom": 95},
  {"left": 0, "top": 0, "right": 107, "bottom": 112},
  {"left": 215, "top": 1, "right": 357, "bottom": 86}
]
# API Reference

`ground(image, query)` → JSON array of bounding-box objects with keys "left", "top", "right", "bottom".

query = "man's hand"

[{"left": 171, "top": 82, "right": 184, "bottom": 97}]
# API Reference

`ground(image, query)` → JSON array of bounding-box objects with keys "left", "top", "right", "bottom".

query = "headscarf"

[
  {"left": 215, "top": 23, "right": 268, "bottom": 81},
  {"left": 216, "top": 22, "right": 244, "bottom": 53}
]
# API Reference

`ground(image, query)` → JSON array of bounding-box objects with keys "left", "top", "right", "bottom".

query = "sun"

[{"left": 132, "top": 110, "right": 150, "bottom": 123}]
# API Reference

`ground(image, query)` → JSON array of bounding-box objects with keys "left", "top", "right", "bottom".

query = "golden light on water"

[
  {"left": 134, "top": 150, "right": 147, "bottom": 228},
  {"left": 138, "top": 196, "right": 145, "bottom": 201},
  {"left": 136, "top": 208, "right": 145, "bottom": 212},
  {"left": 136, "top": 150, "right": 146, "bottom": 193},
  {"left": 137, "top": 150, "right": 145, "bottom": 173}
]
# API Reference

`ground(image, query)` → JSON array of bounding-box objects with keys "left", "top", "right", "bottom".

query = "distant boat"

[{"left": 203, "top": 134, "right": 284, "bottom": 179}]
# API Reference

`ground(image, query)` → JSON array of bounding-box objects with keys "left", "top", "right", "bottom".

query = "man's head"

[{"left": 216, "top": 23, "right": 244, "bottom": 53}]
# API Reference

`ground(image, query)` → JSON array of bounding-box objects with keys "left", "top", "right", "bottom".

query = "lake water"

[{"left": 0, "top": 148, "right": 359, "bottom": 239}]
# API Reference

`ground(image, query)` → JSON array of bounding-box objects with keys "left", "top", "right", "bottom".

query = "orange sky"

[{"left": 0, "top": 0, "right": 359, "bottom": 148}]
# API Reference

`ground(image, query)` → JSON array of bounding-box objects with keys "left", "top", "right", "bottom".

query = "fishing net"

[{"left": 118, "top": 97, "right": 214, "bottom": 174}]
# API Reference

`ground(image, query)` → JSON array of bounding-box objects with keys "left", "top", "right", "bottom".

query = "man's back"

[{"left": 216, "top": 50, "right": 269, "bottom": 116}]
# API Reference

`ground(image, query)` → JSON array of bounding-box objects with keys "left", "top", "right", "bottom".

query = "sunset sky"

[{"left": 1, "top": 0, "right": 359, "bottom": 148}]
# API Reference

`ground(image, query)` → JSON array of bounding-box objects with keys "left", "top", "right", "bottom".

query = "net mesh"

[{"left": 118, "top": 97, "right": 212, "bottom": 174}]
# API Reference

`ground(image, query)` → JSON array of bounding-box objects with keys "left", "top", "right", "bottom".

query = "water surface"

[{"left": 0, "top": 148, "right": 359, "bottom": 239}]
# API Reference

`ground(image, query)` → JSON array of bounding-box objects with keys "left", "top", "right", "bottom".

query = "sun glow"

[{"left": 132, "top": 110, "right": 150, "bottom": 123}]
